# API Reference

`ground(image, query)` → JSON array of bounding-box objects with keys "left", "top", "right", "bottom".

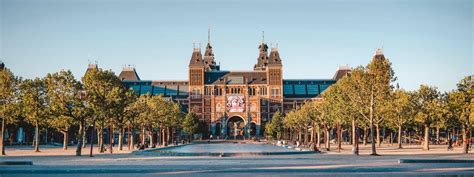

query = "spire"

[
  {"left": 374, "top": 48, "right": 384, "bottom": 56},
  {"left": 203, "top": 27, "right": 219, "bottom": 71},
  {"left": 208, "top": 26, "right": 211, "bottom": 45},
  {"left": 254, "top": 31, "right": 269, "bottom": 71},
  {"left": 373, "top": 48, "right": 386, "bottom": 61}
]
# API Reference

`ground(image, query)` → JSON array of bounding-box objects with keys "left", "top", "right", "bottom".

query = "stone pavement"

[{"left": 0, "top": 143, "right": 472, "bottom": 176}]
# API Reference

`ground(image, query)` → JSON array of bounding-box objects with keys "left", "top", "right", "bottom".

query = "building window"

[
  {"left": 294, "top": 85, "right": 306, "bottom": 95},
  {"left": 215, "top": 87, "right": 222, "bottom": 96},
  {"left": 271, "top": 88, "right": 280, "bottom": 98},
  {"left": 260, "top": 87, "right": 267, "bottom": 96},
  {"left": 307, "top": 85, "right": 319, "bottom": 95},
  {"left": 320, "top": 84, "right": 330, "bottom": 93},
  {"left": 191, "top": 88, "right": 201, "bottom": 99},
  {"left": 283, "top": 84, "right": 293, "bottom": 95},
  {"left": 249, "top": 87, "right": 256, "bottom": 96}
]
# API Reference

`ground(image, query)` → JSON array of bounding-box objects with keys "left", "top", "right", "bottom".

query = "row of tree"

[
  {"left": 266, "top": 53, "right": 472, "bottom": 155},
  {"left": 0, "top": 66, "right": 199, "bottom": 156}
]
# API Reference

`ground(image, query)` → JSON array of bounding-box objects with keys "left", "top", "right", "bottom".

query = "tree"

[
  {"left": 44, "top": 70, "right": 91, "bottom": 155},
  {"left": 108, "top": 87, "right": 135, "bottom": 151},
  {"left": 386, "top": 89, "right": 413, "bottom": 149},
  {"left": 0, "top": 65, "right": 21, "bottom": 155},
  {"left": 323, "top": 79, "right": 360, "bottom": 154},
  {"left": 265, "top": 110, "right": 284, "bottom": 140},
  {"left": 448, "top": 76, "right": 472, "bottom": 154},
  {"left": 182, "top": 112, "right": 199, "bottom": 142},
  {"left": 413, "top": 85, "right": 440, "bottom": 151},
  {"left": 82, "top": 68, "right": 123, "bottom": 153},
  {"left": 367, "top": 52, "right": 395, "bottom": 149},
  {"left": 340, "top": 67, "right": 378, "bottom": 154},
  {"left": 125, "top": 94, "right": 149, "bottom": 150},
  {"left": 21, "top": 78, "right": 49, "bottom": 152}
]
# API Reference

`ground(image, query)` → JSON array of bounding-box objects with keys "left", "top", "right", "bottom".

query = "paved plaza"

[{"left": 0, "top": 143, "right": 473, "bottom": 176}]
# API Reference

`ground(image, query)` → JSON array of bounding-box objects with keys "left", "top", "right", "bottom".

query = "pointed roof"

[
  {"left": 268, "top": 47, "right": 282, "bottom": 66},
  {"left": 85, "top": 63, "right": 98, "bottom": 73},
  {"left": 373, "top": 48, "right": 386, "bottom": 60},
  {"left": 118, "top": 65, "right": 141, "bottom": 81},
  {"left": 254, "top": 39, "right": 269, "bottom": 70},
  {"left": 332, "top": 65, "right": 351, "bottom": 80},
  {"left": 189, "top": 47, "right": 204, "bottom": 68},
  {"left": 203, "top": 28, "right": 220, "bottom": 71}
]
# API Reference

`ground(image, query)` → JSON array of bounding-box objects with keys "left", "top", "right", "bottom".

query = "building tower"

[
  {"left": 203, "top": 28, "right": 220, "bottom": 71},
  {"left": 188, "top": 44, "right": 205, "bottom": 121},
  {"left": 266, "top": 44, "right": 283, "bottom": 119},
  {"left": 254, "top": 31, "right": 269, "bottom": 71}
]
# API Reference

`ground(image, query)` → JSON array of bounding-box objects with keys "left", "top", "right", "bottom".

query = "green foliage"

[
  {"left": 82, "top": 68, "right": 123, "bottom": 128},
  {"left": 265, "top": 110, "right": 284, "bottom": 140},
  {"left": 447, "top": 76, "right": 472, "bottom": 128},
  {"left": 0, "top": 67, "right": 22, "bottom": 125},
  {"left": 386, "top": 89, "right": 415, "bottom": 130},
  {"left": 412, "top": 85, "right": 441, "bottom": 126},
  {"left": 21, "top": 78, "right": 49, "bottom": 127},
  {"left": 182, "top": 112, "right": 199, "bottom": 136},
  {"left": 45, "top": 70, "right": 89, "bottom": 132}
]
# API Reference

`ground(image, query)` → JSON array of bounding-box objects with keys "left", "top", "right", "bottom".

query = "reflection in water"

[{"left": 168, "top": 143, "right": 295, "bottom": 153}]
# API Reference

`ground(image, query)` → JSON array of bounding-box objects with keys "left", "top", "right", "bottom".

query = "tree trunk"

[
  {"left": 62, "top": 129, "right": 68, "bottom": 150},
  {"left": 289, "top": 128, "right": 293, "bottom": 144},
  {"left": 118, "top": 127, "right": 124, "bottom": 151},
  {"left": 398, "top": 125, "right": 403, "bottom": 149},
  {"left": 369, "top": 91, "right": 377, "bottom": 155},
  {"left": 298, "top": 127, "right": 302, "bottom": 146},
  {"left": 436, "top": 127, "right": 440, "bottom": 145},
  {"left": 141, "top": 124, "right": 145, "bottom": 145},
  {"left": 76, "top": 122, "right": 84, "bottom": 156},
  {"left": 337, "top": 122, "right": 342, "bottom": 152},
  {"left": 304, "top": 126, "right": 308, "bottom": 146},
  {"left": 423, "top": 124, "right": 430, "bottom": 151},
  {"left": 149, "top": 126, "right": 154, "bottom": 148},
  {"left": 163, "top": 128, "right": 168, "bottom": 146},
  {"left": 82, "top": 126, "right": 87, "bottom": 148},
  {"left": 35, "top": 122, "right": 40, "bottom": 152},
  {"left": 462, "top": 125, "right": 469, "bottom": 154},
  {"left": 166, "top": 127, "right": 170, "bottom": 146},
  {"left": 130, "top": 126, "right": 135, "bottom": 150},
  {"left": 363, "top": 127, "right": 367, "bottom": 146},
  {"left": 127, "top": 125, "right": 131, "bottom": 150},
  {"left": 316, "top": 126, "right": 321, "bottom": 149},
  {"left": 352, "top": 119, "right": 359, "bottom": 155},
  {"left": 375, "top": 124, "right": 381, "bottom": 148},
  {"left": 109, "top": 124, "right": 113, "bottom": 154},
  {"left": 98, "top": 127, "right": 105, "bottom": 153},
  {"left": 1, "top": 117, "right": 5, "bottom": 155},
  {"left": 325, "top": 125, "right": 330, "bottom": 151}
]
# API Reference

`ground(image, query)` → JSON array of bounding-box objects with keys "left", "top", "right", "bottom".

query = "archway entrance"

[
  {"left": 227, "top": 116, "right": 245, "bottom": 140},
  {"left": 249, "top": 122, "right": 257, "bottom": 136},
  {"left": 215, "top": 122, "right": 221, "bottom": 138}
]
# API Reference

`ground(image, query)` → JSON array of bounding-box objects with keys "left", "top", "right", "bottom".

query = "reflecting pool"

[{"left": 166, "top": 143, "right": 294, "bottom": 153}]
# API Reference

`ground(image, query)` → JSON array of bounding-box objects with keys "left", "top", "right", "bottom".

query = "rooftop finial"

[
  {"left": 193, "top": 40, "right": 196, "bottom": 48},
  {"left": 374, "top": 48, "right": 384, "bottom": 56},
  {"left": 261, "top": 31, "right": 265, "bottom": 44},
  {"left": 208, "top": 26, "right": 211, "bottom": 45}
]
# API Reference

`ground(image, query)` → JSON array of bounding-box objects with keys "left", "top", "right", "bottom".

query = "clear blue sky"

[{"left": 1, "top": 0, "right": 472, "bottom": 92}]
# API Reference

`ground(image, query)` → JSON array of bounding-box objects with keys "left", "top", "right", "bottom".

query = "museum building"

[{"left": 101, "top": 34, "right": 351, "bottom": 138}]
